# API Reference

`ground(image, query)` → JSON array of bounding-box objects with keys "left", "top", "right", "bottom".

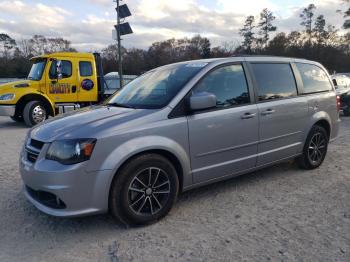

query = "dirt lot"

[{"left": 0, "top": 115, "right": 349, "bottom": 262}]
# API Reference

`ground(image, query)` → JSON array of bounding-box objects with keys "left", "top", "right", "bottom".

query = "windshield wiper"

[{"left": 107, "top": 102, "right": 136, "bottom": 109}]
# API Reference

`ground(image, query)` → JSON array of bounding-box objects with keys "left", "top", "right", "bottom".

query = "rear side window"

[
  {"left": 193, "top": 64, "right": 250, "bottom": 108},
  {"left": 251, "top": 63, "right": 297, "bottom": 101},
  {"left": 296, "top": 63, "right": 332, "bottom": 93},
  {"left": 79, "top": 61, "right": 93, "bottom": 77}
]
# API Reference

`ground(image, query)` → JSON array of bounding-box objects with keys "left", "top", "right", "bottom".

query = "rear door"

[
  {"left": 77, "top": 60, "right": 98, "bottom": 102},
  {"left": 248, "top": 62, "right": 309, "bottom": 166},
  {"left": 187, "top": 63, "right": 259, "bottom": 184}
]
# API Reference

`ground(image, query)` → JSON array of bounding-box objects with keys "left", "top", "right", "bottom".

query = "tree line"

[{"left": 0, "top": 2, "right": 349, "bottom": 78}]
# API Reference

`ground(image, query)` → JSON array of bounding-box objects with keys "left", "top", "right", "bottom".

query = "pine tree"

[
  {"left": 314, "top": 15, "right": 326, "bottom": 45},
  {"left": 239, "top": 16, "right": 256, "bottom": 53},
  {"left": 257, "top": 9, "right": 277, "bottom": 48},
  {"left": 300, "top": 4, "right": 316, "bottom": 44}
]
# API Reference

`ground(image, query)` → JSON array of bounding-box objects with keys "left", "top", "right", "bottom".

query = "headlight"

[
  {"left": 0, "top": 93, "right": 15, "bottom": 101},
  {"left": 46, "top": 139, "right": 96, "bottom": 165}
]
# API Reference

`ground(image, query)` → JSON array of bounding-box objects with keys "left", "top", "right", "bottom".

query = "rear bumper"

[{"left": 0, "top": 105, "right": 15, "bottom": 117}]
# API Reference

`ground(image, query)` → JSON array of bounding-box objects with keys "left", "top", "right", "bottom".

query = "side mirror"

[
  {"left": 189, "top": 92, "right": 217, "bottom": 111},
  {"left": 56, "top": 60, "right": 63, "bottom": 80}
]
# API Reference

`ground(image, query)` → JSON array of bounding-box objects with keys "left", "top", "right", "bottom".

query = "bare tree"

[{"left": 0, "top": 33, "right": 16, "bottom": 58}]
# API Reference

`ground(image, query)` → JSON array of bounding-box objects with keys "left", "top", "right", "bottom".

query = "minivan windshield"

[
  {"left": 107, "top": 62, "right": 207, "bottom": 109},
  {"left": 28, "top": 59, "right": 47, "bottom": 81}
]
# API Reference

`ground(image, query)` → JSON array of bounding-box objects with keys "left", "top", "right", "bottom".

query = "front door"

[
  {"left": 187, "top": 64, "right": 259, "bottom": 184},
  {"left": 46, "top": 59, "right": 78, "bottom": 103},
  {"left": 249, "top": 62, "right": 309, "bottom": 166}
]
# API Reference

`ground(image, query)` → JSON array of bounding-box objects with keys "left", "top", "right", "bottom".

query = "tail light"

[{"left": 336, "top": 95, "right": 340, "bottom": 112}]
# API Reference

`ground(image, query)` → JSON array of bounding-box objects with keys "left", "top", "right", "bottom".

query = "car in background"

[
  {"left": 331, "top": 74, "right": 350, "bottom": 116},
  {"left": 103, "top": 72, "right": 137, "bottom": 97}
]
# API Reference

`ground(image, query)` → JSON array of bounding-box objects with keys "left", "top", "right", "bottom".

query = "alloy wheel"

[
  {"left": 308, "top": 132, "right": 327, "bottom": 164},
  {"left": 128, "top": 167, "right": 171, "bottom": 216}
]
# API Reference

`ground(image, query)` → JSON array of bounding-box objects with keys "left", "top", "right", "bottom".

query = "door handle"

[
  {"left": 241, "top": 112, "right": 256, "bottom": 119},
  {"left": 72, "top": 85, "right": 77, "bottom": 93},
  {"left": 261, "top": 109, "right": 275, "bottom": 116}
]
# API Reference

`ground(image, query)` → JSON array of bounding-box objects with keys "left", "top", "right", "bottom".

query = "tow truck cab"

[{"left": 0, "top": 52, "right": 107, "bottom": 126}]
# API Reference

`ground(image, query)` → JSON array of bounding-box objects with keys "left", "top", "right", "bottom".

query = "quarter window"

[
  {"left": 79, "top": 61, "right": 93, "bottom": 77},
  {"left": 49, "top": 60, "right": 72, "bottom": 79},
  {"left": 193, "top": 64, "right": 250, "bottom": 108},
  {"left": 296, "top": 63, "right": 332, "bottom": 93},
  {"left": 251, "top": 63, "right": 297, "bottom": 101}
]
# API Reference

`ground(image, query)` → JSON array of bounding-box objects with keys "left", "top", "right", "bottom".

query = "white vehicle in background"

[
  {"left": 103, "top": 72, "right": 137, "bottom": 97},
  {"left": 331, "top": 74, "right": 350, "bottom": 96}
]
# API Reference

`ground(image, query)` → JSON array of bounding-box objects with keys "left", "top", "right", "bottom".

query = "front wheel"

[
  {"left": 109, "top": 154, "right": 179, "bottom": 226},
  {"left": 23, "top": 101, "right": 48, "bottom": 127},
  {"left": 297, "top": 125, "right": 328, "bottom": 170}
]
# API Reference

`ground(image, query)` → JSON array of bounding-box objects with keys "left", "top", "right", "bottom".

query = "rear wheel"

[
  {"left": 344, "top": 110, "right": 350, "bottom": 116},
  {"left": 343, "top": 99, "right": 350, "bottom": 116},
  {"left": 109, "top": 154, "right": 179, "bottom": 226},
  {"left": 23, "top": 101, "right": 48, "bottom": 127},
  {"left": 298, "top": 125, "right": 328, "bottom": 170}
]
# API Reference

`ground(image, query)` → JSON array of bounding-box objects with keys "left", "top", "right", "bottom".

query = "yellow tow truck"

[{"left": 0, "top": 52, "right": 115, "bottom": 126}]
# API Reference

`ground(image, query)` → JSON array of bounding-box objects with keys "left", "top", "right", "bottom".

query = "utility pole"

[
  {"left": 116, "top": 0, "right": 123, "bottom": 89},
  {"left": 113, "top": 0, "right": 132, "bottom": 89}
]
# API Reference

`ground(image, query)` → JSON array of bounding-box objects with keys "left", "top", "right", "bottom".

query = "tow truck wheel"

[{"left": 23, "top": 101, "right": 48, "bottom": 127}]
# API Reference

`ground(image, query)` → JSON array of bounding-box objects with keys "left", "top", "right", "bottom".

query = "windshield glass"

[
  {"left": 107, "top": 62, "right": 207, "bottom": 109},
  {"left": 28, "top": 59, "right": 47, "bottom": 81},
  {"left": 105, "top": 79, "right": 121, "bottom": 90}
]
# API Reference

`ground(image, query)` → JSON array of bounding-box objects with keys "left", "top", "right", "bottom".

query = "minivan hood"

[{"left": 30, "top": 106, "right": 154, "bottom": 142}]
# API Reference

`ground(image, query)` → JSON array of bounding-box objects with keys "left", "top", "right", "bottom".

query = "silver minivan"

[{"left": 20, "top": 56, "right": 340, "bottom": 225}]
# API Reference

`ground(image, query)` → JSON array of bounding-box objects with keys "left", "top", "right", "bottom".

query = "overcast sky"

[{"left": 0, "top": 0, "right": 347, "bottom": 51}]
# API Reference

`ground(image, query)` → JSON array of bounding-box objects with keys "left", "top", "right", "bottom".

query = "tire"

[
  {"left": 343, "top": 109, "right": 350, "bottom": 116},
  {"left": 298, "top": 125, "right": 328, "bottom": 170},
  {"left": 109, "top": 154, "right": 179, "bottom": 226},
  {"left": 10, "top": 114, "right": 23, "bottom": 123},
  {"left": 23, "top": 101, "right": 48, "bottom": 127}
]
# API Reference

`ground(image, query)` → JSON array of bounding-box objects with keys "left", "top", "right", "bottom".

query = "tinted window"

[
  {"left": 297, "top": 63, "right": 332, "bottom": 93},
  {"left": 49, "top": 60, "right": 72, "bottom": 79},
  {"left": 79, "top": 61, "right": 93, "bottom": 77},
  {"left": 107, "top": 63, "right": 207, "bottom": 109},
  {"left": 193, "top": 64, "right": 250, "bottom": 108},
  {"left": 251, "top": 63, "right": 297, "bottom": 101}
]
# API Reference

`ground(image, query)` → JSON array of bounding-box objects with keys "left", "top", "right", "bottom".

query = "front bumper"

[
  {"left": 0, "top": 105, "right": 15, "bottom": 117},
  {"left": 20, "top": 146, "right": 113, "bottom": 217}
]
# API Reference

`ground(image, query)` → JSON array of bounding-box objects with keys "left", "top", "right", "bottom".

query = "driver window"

[
  {"left": 193, "top": 64, "right": 250, "bottom": 108},
  {"left": 49, "top": 60, "right": 72, "bottom": 79}
]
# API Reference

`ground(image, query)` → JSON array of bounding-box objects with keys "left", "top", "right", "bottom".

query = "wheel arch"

[
  {"left": 111, "top": 149, "right": 185, "bottom": 194},
  {"left": 313, "top": 119, "right": 331, "bottom": 139},
  {"left": 15, "top": 93, "right": 55, "bottom": 117}
]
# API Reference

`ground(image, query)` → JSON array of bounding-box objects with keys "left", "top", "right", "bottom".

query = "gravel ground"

[{"left": 0, "top": 115, "right": 349, "bottom": 262}]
